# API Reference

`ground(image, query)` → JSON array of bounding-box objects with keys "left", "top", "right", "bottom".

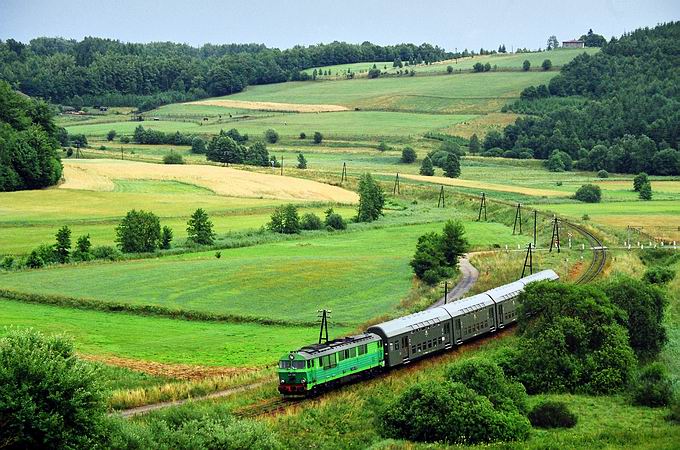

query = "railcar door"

[
  {"left": 401, "top": 335, "right": 410, "bottom": 361},
  {"left": 454, "top": 318, "right": 462, "bottom": 344},
  {"left": 498, "top": 304, "right": 505, "bottom": 328}
]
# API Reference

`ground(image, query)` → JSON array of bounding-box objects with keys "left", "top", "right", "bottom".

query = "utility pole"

[
  {"left": 444, "top": 281, "right": 449, "bottom": 304},
  {"left": 437, "top": 185, "right": 445, "bottom": 208},
  {"left": 533, "top": 210, "right": 538, "bottom": 247},
  {"left": 477, "top": 192, "right": 487, "bottom": 221},
  {"left": 341, "top": 162, "right": 347, "bottom": 183},
  {"left": 393, "top": 173, "right": 400, "bottom": 195},
  {"left": 317, "top": 309, "right": 331, "bottom": 344},
  {"left": 521, "top": 243, "right": 533, "bottom": 277},
  {"left": 549, "top": 217, "right": 561, "bottom": 253},
  {"left": 121, "top": 146, "right": 124, "bottom": 160},
  {"left": 513, "top": 203, "right": 522, "bottom": 235},
  {"left": 280, "top": 155, "right": 284, "bottom": 176}
]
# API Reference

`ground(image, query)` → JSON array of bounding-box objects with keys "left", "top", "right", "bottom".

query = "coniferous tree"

[
  {"left": 639, "top": 182, "right": 652, "bottom": 200},
  {"left": 468, "top": 134, "right": 481, "bottom": 153},
  {"left": 297, "top": 152, "right": 307, "bottom": 169},
  {"left": 420, "top": 156, "right": 435, "bottom": 176},
  {"left": 160, "top": 226, "right": 173, "bottom": 249},
  {"left": 356, "top": 173, "right": 385, "bottom": 222},
  {"left": 186, "top": 208, "right": 216, "bottom": 245},
  {"left": 54, "top": 225, "right": 72, "bottom": 263},
  {"left": 444, "top": 153, "right": 461, "bottom": 178}
]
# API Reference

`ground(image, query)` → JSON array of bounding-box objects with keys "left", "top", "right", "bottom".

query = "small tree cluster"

[
  {"left": 630, "top": 363, "right": 673, "bottom": 407},
  {"left": 324, "top": 208, "right": 347, "bottom": 231},
  {"left": 163, "top": 151, "right": 184, "bottom": 164},
  {"left": 380, "top": 367, "right": 530, "bottom": 445},
  {"left": 410, "top": 220, "right": 468, "bottom": 284},
  {"left": 206, "top": 129, "right": 270, "bottom": 167},
  {"left": 300, "top": 212, "right": 323, "bottom": 230},
  {"left": 419, "top": 156, "right": 435, "bottom": 176},
  {"left": 268, "top": 204, "right": 301, "bottom": 234},
  {"left": 115, "top": 210, "right": 168, "bottom": 253}
]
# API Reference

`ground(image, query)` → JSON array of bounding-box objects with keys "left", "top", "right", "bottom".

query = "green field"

[
  {"left": 0, "top": 221, "right": 527, "bottom": 325},
  {"left": 65, "top": 111, "right": 477, "bottom": 140},
  {"left": 0, "top": 298, "right": 339, "bottom": 366},
  {"left": 0, "top": 180, "right": 358, "bottom": 255},
  {"left": 303, "top": 49, "right": 599, "bottom": 77}
]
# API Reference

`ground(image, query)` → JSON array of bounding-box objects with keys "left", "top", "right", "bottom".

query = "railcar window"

[
  {"left": 394, "top": 342, "right": 400, "bottom": 350},
  {"left": 358, "top": 344, "right": 367, "bottom": 355},
  {"left": 279, "top": 361, "right": 291, "bottom": 369},
  {"left": 292, "top": 360, "right": 305, "bottom": 369},
  {"left": 349, "top": 347, "right": 357, "bottom": 358},
  {"left": 339, "top": 351, "right": 346, "bottom": 361},
  {"left": 412, "top": 346, "right": 416, "bottom": 353}
]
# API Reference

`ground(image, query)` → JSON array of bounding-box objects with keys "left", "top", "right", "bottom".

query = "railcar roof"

[
  {"left": 295, "top": 333, "right": 381, "bottom": 359},
  {"left": 367, "top": 307, "right": 452, "bottom": 339},
  {"left": 485, "top": 280, "right": 525, "bottom": 302},
  {"left": 439, "top": 293, "right": 495, "bottom": 317},
  {"left": 518, "top": 269, "right": 559, "bottom": 285}
]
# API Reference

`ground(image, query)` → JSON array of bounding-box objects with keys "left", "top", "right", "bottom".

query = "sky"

[{"left": 1, "top": 0, "right": 678, "bottom": 51}]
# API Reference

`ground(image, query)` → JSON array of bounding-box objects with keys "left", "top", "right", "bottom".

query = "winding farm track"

[{"left": 428, "top": 254, "right": 479, "bottom": 309}]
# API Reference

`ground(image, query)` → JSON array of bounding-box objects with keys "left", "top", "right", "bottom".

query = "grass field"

[
  {"left": 303, "top": 49, "right": 599, "bottom": 77},
  {"left": 0, "top": 298, "right": 340, "bottom": 366},
  {"left": 0, "top": 221, "right": 528, "bottom": 325}
]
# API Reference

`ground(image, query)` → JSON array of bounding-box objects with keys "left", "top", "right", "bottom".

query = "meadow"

[
  {"left": 0, "top": 298, "right": 338, "bottom": 367},
  {"left": 304, "top": 48, "right": 600, "bottom": 77},
  {"left": 0, "top": 221, "right": 529, "bottom": 326}
]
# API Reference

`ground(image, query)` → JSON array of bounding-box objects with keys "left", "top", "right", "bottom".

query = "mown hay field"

[
  {"left": 60, "top": 159, "right": 358, "bottom": 202},
  {"left": 0, "top": 221, "right": 528, "bottom": 325}
]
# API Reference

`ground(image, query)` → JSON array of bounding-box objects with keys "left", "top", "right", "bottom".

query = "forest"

[
  {"left": 492, "top": 22, "right": 680, "bottom": 175},
  {"left": 0, "top": 38, "right": 449, "bottom": 109}
]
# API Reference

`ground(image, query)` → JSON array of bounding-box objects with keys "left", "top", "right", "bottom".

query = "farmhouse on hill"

[{"left": 562, "top": 39, "right": 585, "bottom": 48}]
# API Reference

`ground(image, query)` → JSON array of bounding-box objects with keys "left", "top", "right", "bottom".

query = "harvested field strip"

[
  {"left": 60, "top": 159, "right": 359, "bottom": 203},
  {"left": 189, "top": 99, "right": 349, "bottom": 113},
  {"left": 392, "top": 173, "right": 567, "bottom": 197}
]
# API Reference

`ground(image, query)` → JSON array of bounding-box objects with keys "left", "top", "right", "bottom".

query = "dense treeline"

[
  {"left": 497, "top": 22, "right": 680, "bottom": 175},
  {"left": 0, "top": 37, "right": 449, "bottom": 109},
  {"left": 0, "top": 80, "right": 62, "bottom": 191}
]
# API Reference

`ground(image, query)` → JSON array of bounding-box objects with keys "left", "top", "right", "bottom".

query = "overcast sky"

[{"left": 1, "top": 0, "right": 678, "bottom": 51}]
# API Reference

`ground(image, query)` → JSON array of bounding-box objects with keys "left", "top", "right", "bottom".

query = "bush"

[
  {"left": 163, "top": 152, "right": 184, "bottom": 164},
  {"left": 380, "top": 380, "right": 530, "bottom": 444},
  {"left": 446, "top": 359, "right": 528, "bottom": 414},
  {"left": 631, "top": 363, "right": 673, "bottom": 407},
  {"left": 633, "top": 172, "right": 648, "bottom": 191},
  {"left": 324, "top": 208, "right": 347, "bottom": 231},
  {"left": 268, "top": 204, "right": 300, "bottom": 234},
  {"left": 0, "top": 329, "right": 107, "bottom": 448},
  {"left": 25, "top": 250, "right": 45, "bottom": 269},
  {"left": 377, "top": 141, "right": 390, "bottom": 152},
  {"left": 107, "top": 129, "right": 117, "bottom": 141},
  {"left": 669, "top": 396, "right": 680, "bottom": 423},
  {"left": 91, "top": 245, "right": 122, "bottom": 261},
  {"left": 528, "top": 401, "right": 577, "bottom": 428},
  {"left": 542, "top": 59, "right": 553, "bottom": 70},
  {"left": 597, "top": 169, "right": 609, "bottom": 178},
  {"left": 120, "top": 135, "right": 130, "bottom": 144},
  {"left": 574, "top": 184, "right": 601, "bottom": 203},
  {"left": 264, "top": 128, "right": 279, "bottom": 144},
  {"left": 1, "top": 255, "right": 15, "bottom": 271},
  {"left": 313, "top": 131, "right": 323, "bottom": 144},
  {"left": 401, "top": 146, "right": 417, "bottom": 163},
  {"left": 299, "top": 132, "right": 306, "bottom": 139},
  {"left": 300, "top": 213, "right": 323, "bottom": 230},
  {"left": 643, "top": 266, "right": 676, "bottom": 285}
]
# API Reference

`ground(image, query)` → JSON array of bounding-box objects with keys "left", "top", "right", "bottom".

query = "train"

[{"left": 278, "top": 269, "right": 559, "bottom": 396}]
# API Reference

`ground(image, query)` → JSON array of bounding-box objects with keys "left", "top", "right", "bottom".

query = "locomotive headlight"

[
  {"left": 280, "top": 379, "right": 285, "bottom": 383},
  {"left": 301, "top": 378, "right": 306, "bottom": 383}
]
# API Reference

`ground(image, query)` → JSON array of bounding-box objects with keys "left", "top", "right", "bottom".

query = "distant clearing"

[
  {"left": 60, "top": 159, "right": 358, "bottom": 203},
  {"left": 189, "top": 98, "right": 349, "bottom": 113}
]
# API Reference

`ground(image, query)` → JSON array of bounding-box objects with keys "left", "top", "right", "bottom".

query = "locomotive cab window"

[
  {"left": 292, "top": 360, "right": 305, "bottom": 369},
  {"left": 279, "top": 360, "right": 291, "bottom": 369}
]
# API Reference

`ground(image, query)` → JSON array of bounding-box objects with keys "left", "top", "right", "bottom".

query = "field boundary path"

[
  {"left": 117, "top": 380, "right": 270, "bottom": 418},
  {"left": 428, "top": 253, "right": 479, "bottom": 309}
]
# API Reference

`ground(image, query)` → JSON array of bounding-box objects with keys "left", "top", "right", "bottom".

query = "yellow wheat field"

[
  {"left": 189, "top": 98, "right": 349, "bottom": 113},
  {"left": 60, "top": 159, "right": 358, "bottom": 203}
]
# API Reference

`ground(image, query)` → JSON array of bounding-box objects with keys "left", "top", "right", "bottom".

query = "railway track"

[
  {"left": 233, "top": 397, "right": 301, "bottom": 418},
  {"left": 562, "top": 221, "right": 607, "bottom": 284}
]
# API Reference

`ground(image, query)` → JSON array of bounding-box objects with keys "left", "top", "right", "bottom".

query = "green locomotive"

[
  {"left": 279, "top": 269, "right": 559, "bottom": 396},
  {"left": 277, "top": 333, "right": 383, "bottom": 395}
]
